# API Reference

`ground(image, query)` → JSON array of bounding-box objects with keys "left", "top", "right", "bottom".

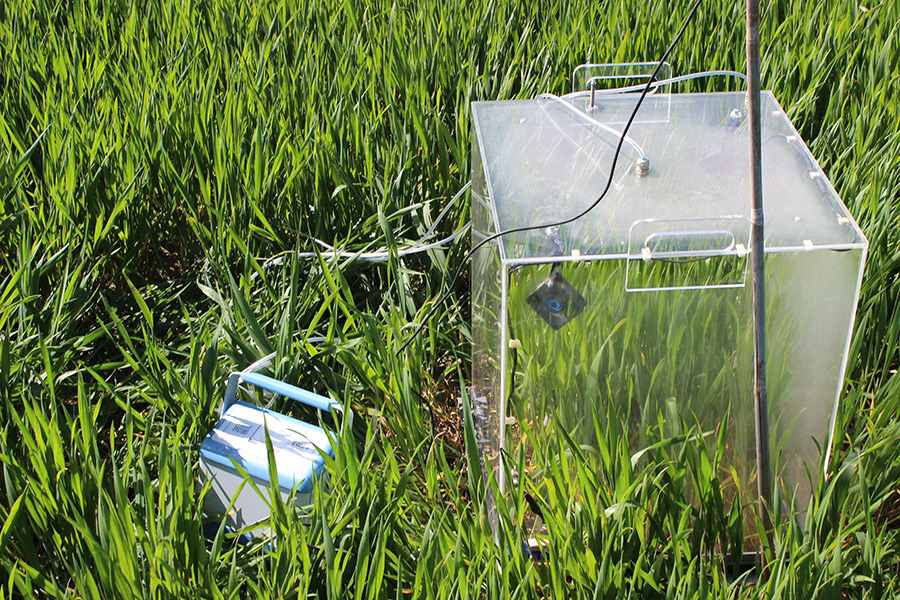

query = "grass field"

[{"left": 1, "top": 0, "right": 899, "bottom": 596}]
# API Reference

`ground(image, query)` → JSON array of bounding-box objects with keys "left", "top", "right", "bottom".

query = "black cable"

[
  {"left": 507, "top": 309, "right": 518, "bottom": 403},
  {"left": 397, "top": 0, "right": 706, "bottom": 355},
  {"left": 498, "top": 448, "right": 545, "bottom": 522}
]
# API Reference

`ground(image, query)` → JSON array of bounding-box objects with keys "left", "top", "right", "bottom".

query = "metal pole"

[{"left": 746, "top": 0, "right": 774, "bottom": 568}]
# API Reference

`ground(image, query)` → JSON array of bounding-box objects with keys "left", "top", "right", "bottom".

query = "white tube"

[{"left": 563, "top": 70, "right": 749, "bottom": 99}]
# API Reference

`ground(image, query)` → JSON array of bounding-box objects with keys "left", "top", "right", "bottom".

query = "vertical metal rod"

[
  {"left": 498, "top": 261, "right": 510, "bottom": 496},
  {"left": 746, "top": 0, "right": 774, "bottom": 568}
]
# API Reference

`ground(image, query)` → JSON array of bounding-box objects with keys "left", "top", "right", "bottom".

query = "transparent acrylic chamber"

[{"left": 470, "top": 90, "right": 867, "bottom": 534}]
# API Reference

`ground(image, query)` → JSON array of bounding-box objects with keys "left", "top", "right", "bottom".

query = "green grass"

[{"left": 1, "top": 0, "right": 899, "bottom": 596}]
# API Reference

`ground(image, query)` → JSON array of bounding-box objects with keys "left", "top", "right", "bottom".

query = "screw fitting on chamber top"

[{"left": 635, "top": 157, "right": 651, "bottom": 177}]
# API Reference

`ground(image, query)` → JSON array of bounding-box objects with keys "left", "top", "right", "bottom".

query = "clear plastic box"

[{"left": 469, "top": 84, "right": 867, "bottom": 536}]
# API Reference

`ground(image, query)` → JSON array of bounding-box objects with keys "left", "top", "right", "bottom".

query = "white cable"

[
  {"left": 415, "top": 181, "right": 471, "bottom": 247},
  {"left": 296, "top": 181, "right": 472, "bottom": 262},
  {"left": 241, "top": 336, "right": 329, "bottom": 377},
  {"left": 537, "top": 93, "right": 648, "bottom": 159},
  {"left": 231, "top": 182, "right": 472, "bottom": 281},
  {"left": 294, "top": 223, "right": 470, "bottom": 262},
  {"left": 564, "top": 70, "right": 748, "bottom": 99},
  {"left": 242, "top": 352, "right": 277, "bottom": 374},
  {"left": 533, "top": 70, "right": 748, "bottom": 172},
  {"left": 239, "top": 338, "right": 329, "bottom": 408}
]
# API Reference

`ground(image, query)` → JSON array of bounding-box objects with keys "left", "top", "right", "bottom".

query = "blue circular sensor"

[{"left": 546, "top": 298, "right": 563, "bottom": 313}]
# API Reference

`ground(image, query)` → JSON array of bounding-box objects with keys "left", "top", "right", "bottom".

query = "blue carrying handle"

[
  {"left": 239, "top": 372, "right": 337, "bottom": 412},
  {"left": 221, "top": 371, "right": 352, "bottom": 434}
]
